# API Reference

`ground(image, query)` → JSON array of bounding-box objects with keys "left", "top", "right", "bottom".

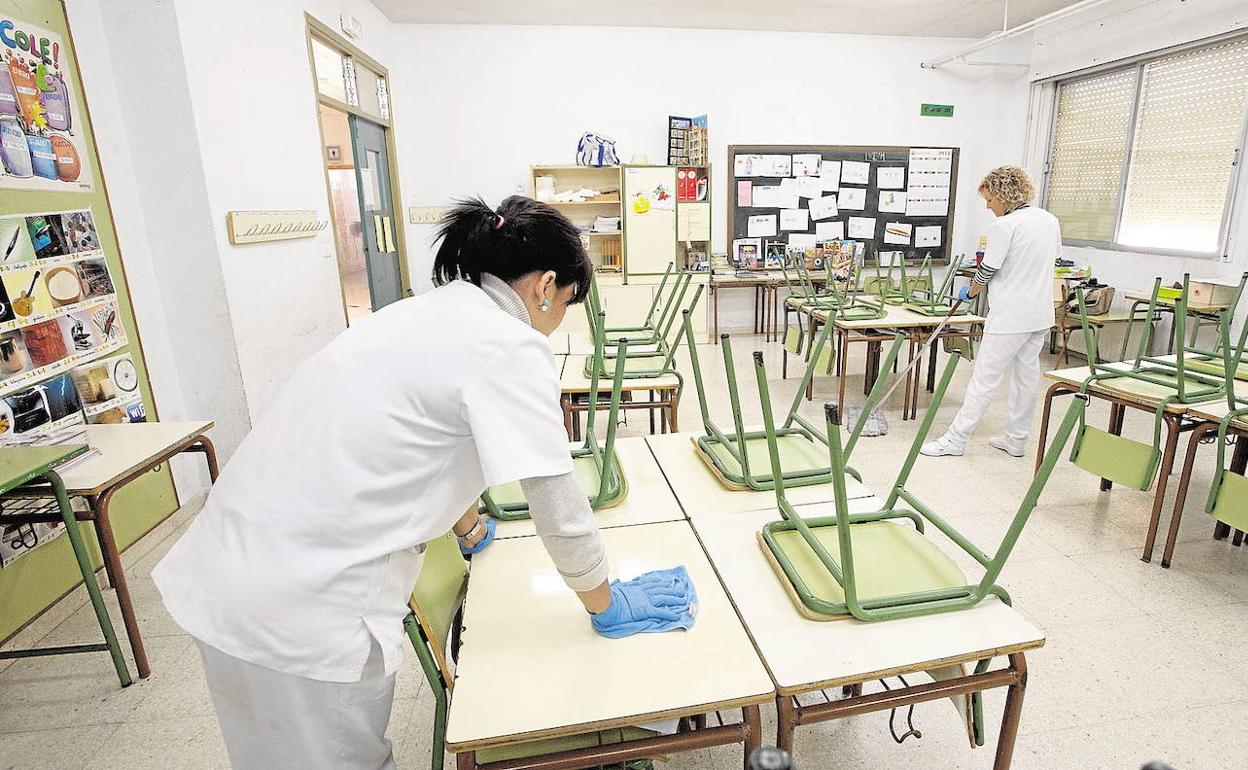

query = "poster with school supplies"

[
  {"left": 728, "top": 144, "right": 958, "bottom": 263},
  {"left": 0, "top": 11, "right": 93, "bottom": 192}
]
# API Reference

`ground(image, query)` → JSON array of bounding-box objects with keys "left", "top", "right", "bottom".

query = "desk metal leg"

[
  {"left": 91, "top": 487, "right": 150, "bottom": 678},
  {"left": 1101, "top": 404, "right": 1126, "bottom": 491},
  {"left": 742, "top": 704, "right": 762, "bottom": 770},
  {"left": 993, "top": 653, "right": 1028, "bottom": 770},
  {"left": 1161, "top": 422, "right": 1218, "bottom": 568},
  {"left": 712, "top": 286, "right": 720, "bottom": 344},
  {"left": 776, "top": 694, "right": 797, "bottom": 755},
  {"left": 926, "top": 334, "right": 938, "bottom": 392},
  {"left": 1142, "top": 414, "right": 1183, "bottom": 563}
]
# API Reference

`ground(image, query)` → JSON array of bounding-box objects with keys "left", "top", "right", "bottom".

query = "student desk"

[
  {"left": 0, "top": 445, "right": 131, "bottom": 687},
  {"left": 560, "top": 354, "right": 681, "bottom": 438},
  {"left": 445, "top": 521, "right": 774, "bottom": 769},
  {"left": 710, "top": 271, "right": 790, "bottom": 343},
  {"left": 691, "top": 508, "right": 1044, "bottom": 767},
  {"left": 1036, "top": 365, "right": 1248, "bottom": 565},
  {"left": 804, "top": 305, "right": 984, "bottom": 423},
  {"left": 644, "top": 431, "right": 874, "bottom": 516},
  {"left": 42, "top": 421, "right": 217, "bottom": 678},
  {"left": 493, "top": 437, "right": 687, "bottom": 540},
  {"left": 1161, "top": 399, "right": 1248, "bottom": 568}
]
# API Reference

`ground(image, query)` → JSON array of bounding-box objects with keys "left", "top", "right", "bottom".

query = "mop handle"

[{"left": 873, "top": 299, "right": 966, "bottom": 406}]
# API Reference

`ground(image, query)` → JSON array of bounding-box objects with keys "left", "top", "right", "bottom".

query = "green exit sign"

[{"left": 921, "top": 103, "right": 955, "bottom": 118}]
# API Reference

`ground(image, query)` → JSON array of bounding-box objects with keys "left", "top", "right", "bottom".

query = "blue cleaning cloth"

[
  {"left": 591, "top": 566, "right": 698, "bottom": 639},
  {"left": 458, "top": 517, "right": 496, "bottom": 556}
]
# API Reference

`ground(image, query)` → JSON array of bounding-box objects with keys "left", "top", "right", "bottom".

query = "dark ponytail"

[{"left": 432, "top": 195, "right": 592, "bottom": 304}]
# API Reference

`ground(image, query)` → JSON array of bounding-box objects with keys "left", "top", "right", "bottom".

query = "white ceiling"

[{"left": 369, "top": 0, "right": 1080, "bottom": 38}]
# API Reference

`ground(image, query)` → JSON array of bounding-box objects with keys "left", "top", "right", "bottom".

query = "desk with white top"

[
  {"left": 446, "top": 521, "right": 774, "bottom": 768},
  {"left": 691, "top": 507, "right": 1045, "bottom": 766},
  {"left": 645, "top": 431, "right": 873, "bottom": 517},
  {"left": 492, "top": 437, "right": 687, "bottom": 539},
  {"left": 560, "top": 354, "right": 681, "bottom": 438}
]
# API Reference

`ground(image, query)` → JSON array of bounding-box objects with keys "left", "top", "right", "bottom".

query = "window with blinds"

[{"left": 1044, "top": 35, "right": 1248, "bottom": 256}]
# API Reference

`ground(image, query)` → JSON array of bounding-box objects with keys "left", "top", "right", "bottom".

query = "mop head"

[{"left": 845, "top": 406, "right": 889, "bottom": 437}]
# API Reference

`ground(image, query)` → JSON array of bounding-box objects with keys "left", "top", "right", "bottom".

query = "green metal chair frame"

[
  {"left": 781, "top": 255, "right": 885, "bottom": 322},
  {"left": 1205, "top": 407, "right": 1248, "bottom": 530},
  {"left": 683, "top": 306, "right": 906, "bottom": 491},
  {"left": 868, "top": 258, "right": 911, "bottom": 305},
  {"left": 584, "top": 262, "right": 674, "bottom": 340},
  {"left": 584, "top": 285, "right": 704, "bottom": 380},
  {"left": 1067, "top": 275, "right": 1248, "bottom": 491},
  {"left": 479, "top": 332, "right": 628, "bottom": 521},
  {"left": 585, "top": 267, "right": 693, "bottom": 354},
  {"left": 902, "top": 255, "right": 969, "bottom": 317},
  {"left": 755, "top": 347, "right": 1089, "bottom": 622},
  {"left": 403, "top": 534, "right": 653, "bottom": 770}
]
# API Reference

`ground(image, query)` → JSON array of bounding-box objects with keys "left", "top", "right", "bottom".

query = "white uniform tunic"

[
  {"left": 979, "top": 206, "right": 1061, "bottom": 335},
  {"left": 153, "top": 278, "right": 604, "bottom": 684}
]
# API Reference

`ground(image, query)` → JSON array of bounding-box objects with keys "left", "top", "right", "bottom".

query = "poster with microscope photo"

[{"left": 0, "top": 13, "right": 93, "bottom": 191}]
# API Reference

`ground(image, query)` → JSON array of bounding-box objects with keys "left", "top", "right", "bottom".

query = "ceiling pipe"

[{"left": 921, "top": 0, "right": 1120, "bottom": 69}]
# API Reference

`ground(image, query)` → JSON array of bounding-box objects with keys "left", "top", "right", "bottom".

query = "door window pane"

[
  {"left": 1118, "top": 38, "right": 1248, "bottom": 252},
  {"left": 355, "top": 65, "right": 382, "bottom": 120},
  {"left": 1046, "top": 68, "right": 1138, "bottom": 242},
  {"left": 311, "top": 37, "right": 346, "bottom": 103}
]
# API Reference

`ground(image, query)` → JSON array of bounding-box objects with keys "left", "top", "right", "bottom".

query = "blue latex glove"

[
  {"left": 591, "top": 566, "right": 698, "bottom": 639},
  {"left": 957, "top": 284, "right": 973, "bottom": 302},
  {"left": 458, "top": 517, "right": 495, "bottom": 555}
]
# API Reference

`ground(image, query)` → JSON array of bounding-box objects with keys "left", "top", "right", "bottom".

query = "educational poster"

[
  {"left": 906, "top": 148, "right": 953, "bottom": 217},
  {"left": 0, "top": 12, "right": 93, "bottom": 191},
  {"left": 0, "top": 209, "right": 128, "bottom": 446},
  {"left": 884, "top": 222, "right": 913, "bottom": 245}
]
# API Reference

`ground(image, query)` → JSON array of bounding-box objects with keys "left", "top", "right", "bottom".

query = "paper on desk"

[
  {"left": 816, "top": 221, "right": 845, "bottom": 240},
  {"left": 748, "top": 214, "right": 778, "bottom": 237},
  {"left": 842, "top": 161, "right": 870, "bottom": 184},
  {"left": 820, "top": 161, "right": 841, "bottom": 191},
  {"left": 848, "top": 217, "right": 877, "bottom": 239},
  {"left": 877, "top": 166, "right": 906, "bottom": 189},
  {"left": 878, "top": 190, "right": 907, "bottom": 214},
  {"left": 808, "top": 194, "right": 839, "bottom": 221},
  {"left": 838, "top": 187, "right": 867, "bottom": 211},
  {"left": 915, "top": 225, "right": 942, "bottom": 247},
  {"left": 780, "top": 209, "right": 809, "bottom": 231},
  {"left": 884, "top": 222, "right": 913, "bottom": 245},
  {"left": 796, "top": 176, "right": 822, "bottom": 199},
  {"left": 792, "top": 154, "right": 822, "bottom": 177}
]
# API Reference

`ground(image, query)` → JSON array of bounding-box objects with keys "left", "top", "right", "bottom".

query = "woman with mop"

[{"left": 920, "top": 166, "right": 1061, "bottom": 458}]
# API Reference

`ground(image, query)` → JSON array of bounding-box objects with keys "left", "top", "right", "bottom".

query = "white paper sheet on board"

[
  {"left": 751, "top": 185, "right": 782, "bottom": 208},
  {"left": 780, "top": 209, "right": 810, "bottom": 231},
  {"left": 816, "top": 221, "right": 845, "bottom": 240},
  {"left": 842, "top": 161, "right": 870, "bottom": 184},
  {"left": 820, "top": 161, "right": 841, "bottom": 191},
  {"left": 788, "top": 234, "right": 817, "bottom": 251},
  {"left": 793, "top": 154, "right": 822, "bottom": 177},
  {"left": 808, "top": 194, "right": 839, "bottom": 221},
  {"left": 877, "top": 167, "right": 906, "bottom": 189},
  {"left": 884, "top": 222, "right": 913, "bottom": 245},
  {"left": 734, "top": 154, "right": 763, "bottom": 177},
  {"left": 796, "top": 176, "right": 823, "bottom": 199},
  {"left": 838, "top": 187, "right": 867, "bottom": 211},
  {"left": 905, "top": 192, "right": 950, "bottom": 217},
  {"left": 878, "top": 190, "right": 908, "bottom": 214},
  {"left": 848, "top": 216, "right": 877, "bottom": 239},
  {"left": 908, "top": 148, "right": 953, "bottom": 173},
  {"left": 748, "top": 215, "right": 778, "bottom": 237},
  {"left": 915, "top": 225, "right": 942, "bottom": 247},
  {"left": 761, "top": 155, "right": 792, "bottom": 177}
]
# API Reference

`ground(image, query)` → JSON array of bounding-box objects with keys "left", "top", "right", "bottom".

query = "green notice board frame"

[{"left": 0, "top": 0, "right": 176, "bottom": 643}]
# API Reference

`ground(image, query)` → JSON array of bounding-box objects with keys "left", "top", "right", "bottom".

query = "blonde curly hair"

[{"left": 978, "top": 166, "right": 1036, "bottom": 208}]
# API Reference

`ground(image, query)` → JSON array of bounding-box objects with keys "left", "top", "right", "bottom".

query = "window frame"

[{"left": 1040, "top": 32, "right": 1248, "bottom": 261}]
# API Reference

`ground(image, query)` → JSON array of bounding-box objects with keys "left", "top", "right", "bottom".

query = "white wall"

[
  {"left": 387, "top": 24, "right": 1033, "bottom": 327},
  {"left": 1024, "top": 0, "right": 1248, "bottom": 325}
]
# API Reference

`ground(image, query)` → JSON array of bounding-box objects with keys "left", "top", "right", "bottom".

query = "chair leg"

[
  {"left": 1142, "top": 414, "right": 1183, "bottom": 563},
  {"left": 1161, "top": 423, "right": 1216, "bottom": 568}
]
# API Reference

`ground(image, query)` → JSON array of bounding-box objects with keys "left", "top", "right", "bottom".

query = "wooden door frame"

[{"left": 304, "top": 15, "right": 412, "bottom": 326}]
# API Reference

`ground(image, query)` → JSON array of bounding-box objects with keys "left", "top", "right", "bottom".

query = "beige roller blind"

[
  {"left": 1046, "top": 69, "right": 1138, "bottom": 242},
  {"left": 1118, "top": 38, "right": 1248, "bottom": 253}
]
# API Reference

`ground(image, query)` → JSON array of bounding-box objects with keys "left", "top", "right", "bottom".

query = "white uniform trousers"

[
  {"left": 196, "top": 637, "right": 398, "bottom": 770},
  {"left": 945, "top": 330, "right": 1048, "bottom": 448}
]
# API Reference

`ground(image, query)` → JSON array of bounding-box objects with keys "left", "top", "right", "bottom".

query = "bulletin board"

[
  {"left": 727, "top": 144, "right": 960, "bottom": 265},
  {"left": 0, "top": 0, "right": 176, "bottom": 641}
]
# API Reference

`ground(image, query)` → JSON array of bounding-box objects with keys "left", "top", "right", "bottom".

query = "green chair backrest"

[{"left": 408, "top": 532, "right": 468, "bottom": 683}]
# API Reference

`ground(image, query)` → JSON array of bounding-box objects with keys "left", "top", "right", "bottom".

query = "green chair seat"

[
  {"left": 584, "top": 353, "right": 671, "bottom": 377},
  {"left": 478, "top": 728, "right": 656, "bottom": 764},
  {"left": 903, "top": 301, "right": 968, "bottom": 317},
  {"left": 700, "top": 431, "right": 830, "bottom": 487},
  {"left": 764, "top": 520, "right": 967, "bottom": 620},
  {"left": 484, "top": 452, "right": 626, "bottom": 510},
  {"left": 1070, "top": 425, "right": 1159, "bottom": 491},
  {"left": 1209, "top": 470, "right": 1248, "bottom": 530}
]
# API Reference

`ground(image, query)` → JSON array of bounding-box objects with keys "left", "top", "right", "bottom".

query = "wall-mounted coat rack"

[{"left": 226, "top": 210, "right": 329, "bottom": 244}]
